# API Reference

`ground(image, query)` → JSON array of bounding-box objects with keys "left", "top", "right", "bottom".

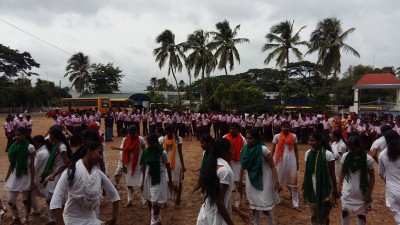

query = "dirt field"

[{"left": 0, "top": 114, "right": 396, "bottom": 225}]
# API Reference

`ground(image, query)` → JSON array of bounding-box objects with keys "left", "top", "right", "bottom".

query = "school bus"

[
  {"left": 60, "top": 98, "right": 111, "bottom": 115},
  {"left": 110, "top": 98, "right": 134, "bottom": 113}
]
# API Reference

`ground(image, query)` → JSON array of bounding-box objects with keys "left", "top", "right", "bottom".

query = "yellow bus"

[
  {"left": 61, "top": 98, "right": 111, "bottom": 115},
  {"left": 110, "top": 98, "right": 134, "bottom": 113}
]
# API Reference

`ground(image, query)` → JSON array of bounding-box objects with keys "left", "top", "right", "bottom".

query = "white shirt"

[
  {"left": 370, "top": 136, "right": 387, "bottom": 153},
  {"left": 50, "top": 160, "right": 120, "bottom": 225}
]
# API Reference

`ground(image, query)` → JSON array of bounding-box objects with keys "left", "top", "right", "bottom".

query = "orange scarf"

[
  {"left": 122, "top": 135, "right": 140, "bottom": 176},
  {"left": 224, "top": 133, "right": 244, "bottom": 162},
  {"left": 163, "top": 135, "right": 177, "bottom": 169},
  {"left": 274, "top": 131, "right": 294, "bottom": 165}
]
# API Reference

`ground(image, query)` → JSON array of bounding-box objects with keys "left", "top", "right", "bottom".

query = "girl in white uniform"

[
  {"left": 163, "top": 124, "right": 185, "bottom": 208},
  {"left": 121, "top": 125, "right": 146, "bottom": 207},
  {"left": 331, "top": 130, "right": 347, "bottom": 182},
  {"left": 140, "top": 134, "right": 173, "bottom": 225},
  {"left": 378, "top": 130, "right": 400, "bottom": 224},
  {"left": 240, "top": 130, "right": 281, "bottom": 225},
  {"left": 196, "top": 138, "right": 249, "bottom": 225},
  {"left": 271, "top": 121, "right": 299, "bottom": 209},
  {"left": 42, "top": 126, "right": 71, "bottom": 224},
  {"left": 4, "top": 127, "right": 35, "bottom": 225},
  {"left": 50, "top": 141, "right": 120, "bottom": 225},
  {"left": 338, "top": 136, "right": 375, "bottom": 225}
]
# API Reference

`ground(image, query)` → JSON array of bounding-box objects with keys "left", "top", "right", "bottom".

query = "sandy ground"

[{"left": 0, "top": 114, "right": 397, "bottom": 225}]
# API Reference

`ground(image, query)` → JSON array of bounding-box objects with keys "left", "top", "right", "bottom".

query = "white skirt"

[{"left": 142, "top": 167, "right": 168, "bottom": 203}]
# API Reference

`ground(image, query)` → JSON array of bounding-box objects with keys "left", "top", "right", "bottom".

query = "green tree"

[
  {"left": 64, "top": 52, "right": 91, "bottom": 94},
  {"left": 262, "top": 20, "right": 308, "bottom": 81},
  {"left": 287, "top": 61, "right": 323, "bottom": 97},
  {"left": 209, "top": 20, "right": 249, "bottom": 76},
  {"left": 214, "top": 80, "right": 264, "bottom": 111},
  {"left": 153, "top": 30, "right": 186, "bottom": 110},
  {"left": 308, "top": 17, "right": 360, "bottom": 90},
  {"left": 184, "top": 29, "right": 216, "bottom": 105},
  {"left": 87, "top": 63, "right": 124, "bottom": 93},
  {"left": 0, "top": 44, "right": 40, "bottom": 77}
]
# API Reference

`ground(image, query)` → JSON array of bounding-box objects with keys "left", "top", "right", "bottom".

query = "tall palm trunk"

[
  {"left": 170, "top": 65, "right": 182, "bottom": 111},
  {"left": 224, "top": 65, "right": 232, "bottom": 110}
]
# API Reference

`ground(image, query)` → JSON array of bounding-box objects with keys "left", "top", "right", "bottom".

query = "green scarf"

[
  {"left": 303, "top": 148, "right": 332, "bottom": 224},
  {"left": 140, "top": 144, "right": 164, "bottom": 185},
  {"left": 200, "top": 150, "right": 210, "bottom": 174},
  {"left": 40, "top": 142, "right": 60, "bottom": 183},
  {"left": 241, "top": 142, "right": 263, "bottom": 190},
  {"left": 342, "top": 152, "right": 368, "bottom": 195},
  {"left": 8, "top": 139, "right": 30, "bottom": 178}
]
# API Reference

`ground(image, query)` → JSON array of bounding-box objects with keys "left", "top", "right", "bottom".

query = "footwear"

[{"left": 45, "top": 222, "right": 56, "bottom": 225}]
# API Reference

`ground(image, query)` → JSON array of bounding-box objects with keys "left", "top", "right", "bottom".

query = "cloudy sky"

[{"left": 1, "top": 0, "right": 399, "bottom": 95}]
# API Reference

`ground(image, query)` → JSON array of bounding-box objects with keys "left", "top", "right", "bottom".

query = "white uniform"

[
  {"left": 5, "top": 144, "right": 35, "bottom": 191},
  {"left": 379, "top": 148, "right": 400, "bottom": 224},
  {"left": 197, "top": 158, "right": 233, "bottom": 225},
  {"left": 50, "top": 160, "right": 120, "bottom": 225},
  {"left": 165, "top": 136, "right": 183, "bottom": 183},
  {"left": 340, "top": 152, "right": 374, "bottom": 214},
  {"left": 304, "top": 149, "right": 335, "bottom": 195},
  {"left": 245, "top": 146, "right": 279, "bottom": 210},
  {"left": 273, "top": 133, "right": 298, "bottom": 188},
  {"left": 142, "top": 151, "right": 169, "bottom": 203},
  {"left": 125, "top": 136, "right": 145, "bottom": 187},
  {"left": 46, "top": 143, "right": 67, "bottom": 194},
  {"left": 331, "top": 139, "right": 347, "bottom": 181}
]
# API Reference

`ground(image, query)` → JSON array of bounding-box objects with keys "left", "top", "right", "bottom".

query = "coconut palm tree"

[
  {"left": 209, "top": 20, "right": 249, "bottom": 76},
  {"left": 262, "top": 20, "right": 308, "bottom": 81},
  {"left": 153, "top": 30, "right": 186, "bottom": 110},
  {"left": 307, "top": 17, "right": 360, "bottom": 83},
  {"left": 184, "top": 29, "right": 216, "bottom": 104},
  {"left": 64, "top": 52, "right": 91, "bottom": 94}
]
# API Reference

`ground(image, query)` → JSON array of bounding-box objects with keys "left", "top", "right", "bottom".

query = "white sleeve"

[
  {"left": 326, "top": 151, "right": 335, "bottom": 162},
  {"left": 28, "top": 144, "right": 35, "bottom": 153},
  {"left": 59, "top": 144, "right": 67, "bottom": 153},
  {"left": 262, "top": 145, "right": 270, "bottom": 156},
  {"left": 272, "top": 134, "right": 279, "bottom": 144},
  {"left": 304, "top": 150, "right": 310, "bottom": 162},
  {"left": 177, "top": 137, "right": 183, "bottom": 145},
  {"left": 293, "top": 134, "right": 298, "bottom": 144},
  {"left": 50, "top": 170, "right": 69, "bottom": 210},
  {"left": 378, "top": 152, "right": 386, "bottom": 178},
  {"left": 100, "top": 171, "right": 120, "bottom": 202},
  {"left": 119, "top": 138, "right": 126, "bottom": 149},
  {"left": 217, "top": 167, "right": 232, "bottom": 185},
  {"left": 338, "top": 143, "right": 347, "bottom": 154}
]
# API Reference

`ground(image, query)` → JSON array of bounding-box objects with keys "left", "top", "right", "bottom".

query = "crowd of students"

[{"left": 1, "top": 109, "right": 400, "bottom": 224}]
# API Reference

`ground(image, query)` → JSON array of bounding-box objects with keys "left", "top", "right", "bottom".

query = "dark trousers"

[
  {"left": 116, "top": 120, "right": 124, "bottom": 136},
  {"left": 142, "top": 121, "right": 148, "bottom": 136}
]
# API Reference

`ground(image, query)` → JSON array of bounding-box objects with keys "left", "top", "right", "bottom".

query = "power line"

[{"left": 0, "top": 18, "right": 72, "bottom": 56}]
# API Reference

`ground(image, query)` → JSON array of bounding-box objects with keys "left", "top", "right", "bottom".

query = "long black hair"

[
  {"left": 67, "top": 141, "right": 103, "bottom": 186},
  {"left": 194, "top": 138, "right": 231, "bottom": 206},
  {"left": 48, "top": 126, "right": 72, "bottom": 159},
  {"left": 310, "top": 131, "right": 332, "bottom": 152},
  {"left": 385, "top": 130, "right": 400, "bottom": 162}
]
